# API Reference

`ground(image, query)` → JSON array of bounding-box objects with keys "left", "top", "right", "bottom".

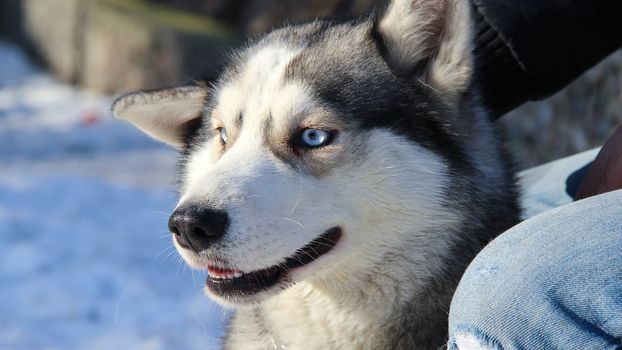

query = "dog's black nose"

[{"left": 168, "top": 207, "right": 229, "bottom": 252}]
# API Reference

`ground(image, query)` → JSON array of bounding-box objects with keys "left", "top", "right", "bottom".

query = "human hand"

[{"left": 575, "top": 123, "right": 622, "bottom": 200}]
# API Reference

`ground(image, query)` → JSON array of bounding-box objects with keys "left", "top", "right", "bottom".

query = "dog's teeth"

[{"left": 207, "top": 265, "right": 243, "bottom": 280}]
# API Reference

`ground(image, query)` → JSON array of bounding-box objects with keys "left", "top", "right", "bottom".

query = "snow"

[{"left": 0, "top": 41, "right": 228, "bottom": 349}]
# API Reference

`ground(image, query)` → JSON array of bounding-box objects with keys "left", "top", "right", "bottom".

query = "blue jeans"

[{"left": 448, "top": 149, "right": 622, "bottom": 350}]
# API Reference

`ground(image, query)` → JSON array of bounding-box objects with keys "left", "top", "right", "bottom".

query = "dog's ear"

[
  {"left": 375, "top": 0, "right": 472, "bottom": 100},
  {"left": 112, "top": 85, "right": 208, "bottom": 149}
]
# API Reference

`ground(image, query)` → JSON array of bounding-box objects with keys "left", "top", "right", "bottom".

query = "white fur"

[
  {"left": 112, "top": 86, "right": 207, "bottom": 148},
  {"left": 379, "top": 0, "right": 472, "bottom": 98}
]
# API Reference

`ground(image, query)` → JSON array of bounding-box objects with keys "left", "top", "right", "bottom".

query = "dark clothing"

[{"left": 471, "top": 0, "right": 622, "bottom": 119}]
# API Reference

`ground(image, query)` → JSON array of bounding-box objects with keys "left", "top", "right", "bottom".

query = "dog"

[{"left": 112, "top": 0, "right": 520, "bottom": 348}]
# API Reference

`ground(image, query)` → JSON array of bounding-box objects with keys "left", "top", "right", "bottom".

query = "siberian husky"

[{"left": 112, "top": 0, "right": 520, "bottom": 348}]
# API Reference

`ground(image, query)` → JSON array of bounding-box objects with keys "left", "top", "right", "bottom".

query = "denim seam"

[
  {"left": 548, "top": 293, "right": 622, "bottom": 347},
  {"left": 601, "top": 313, "right": 622, "bottom": 346}
]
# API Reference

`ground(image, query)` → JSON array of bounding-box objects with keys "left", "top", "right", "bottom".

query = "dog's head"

[{"left": 113, "top": 0, "right": 473, "bottom": 306}]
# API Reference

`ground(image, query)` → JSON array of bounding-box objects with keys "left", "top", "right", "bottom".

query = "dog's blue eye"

[
  {"left": 219, "top": 128, "right": 228, "bottom": 144},
  {"left": 301, "top": 129, "right": 331, "bottom": 147}
]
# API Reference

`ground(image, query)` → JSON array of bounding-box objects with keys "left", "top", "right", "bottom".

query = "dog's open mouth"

[{"left": 206, "top": 227, "right": 341, "bottom": 297}]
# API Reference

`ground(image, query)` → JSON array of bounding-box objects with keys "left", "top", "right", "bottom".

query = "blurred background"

[{"left": 0, "top": 1, "right": 620, "bottom": 349}]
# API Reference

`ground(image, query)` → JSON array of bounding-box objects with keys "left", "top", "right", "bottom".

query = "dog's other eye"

[
  {"left": 219, "top": 128, "right": 228, "bottom": 144},
  {"left": 300, "top": 128, "right": 332, "bottom": 148}
]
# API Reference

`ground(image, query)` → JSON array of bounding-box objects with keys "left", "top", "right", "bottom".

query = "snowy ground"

[{"left": 0, "top": 41, "right": 228, "bottom": 349}]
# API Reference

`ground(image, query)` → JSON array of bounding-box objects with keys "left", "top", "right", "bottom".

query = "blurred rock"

[
  {"left": 82, "top": 0, "right": 240, "bottom": 92},
  {"left": 1, "top": 0, "right": 240, "bottom": 93},
  {"left": 501, "top": 50, "right": 622, "bottom": 169},
  {"left": 239, "top": 0, "right": 384, "bottom": 33},
  {"left": 0, "top": 0, "right": 83, "bottom": 83},
  {"left": 149, "top": 0, "right": 385, "bottom": 33},
  {"left": 23, "top": 0, "right": 85, "bottom": 83}
]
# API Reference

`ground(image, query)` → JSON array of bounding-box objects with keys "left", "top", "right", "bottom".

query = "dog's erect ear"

[
  {"left": 112, "top": 85, "right": 208, "bottom": 148},
  {"left": 375, "top": 0, "right": 472, "bottom": 99}
]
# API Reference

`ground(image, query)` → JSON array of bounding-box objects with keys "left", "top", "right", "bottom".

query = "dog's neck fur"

[
  {"left": 261, "top": 281, "right": 395, "bottom": 349},
  {"left": 224, "top": 241, "right": 458, "bottom": 350},
  {"left": 226, "top": 278, "right": 396, "bottom": 349}
]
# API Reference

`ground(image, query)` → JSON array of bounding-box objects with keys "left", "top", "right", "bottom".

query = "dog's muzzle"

[
  {"left": 167, "top": 205, "right": 342, "bottom": 301},
  {"left": 204, "top": 226, "right": 342, "bottom": 298}
]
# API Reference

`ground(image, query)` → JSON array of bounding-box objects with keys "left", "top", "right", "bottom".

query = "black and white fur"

[{"left": 112, "top": 0, "right": 520, "bottom": 348}]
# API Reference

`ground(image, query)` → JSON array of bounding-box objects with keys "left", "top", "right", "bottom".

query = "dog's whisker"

[
  {"left": 306, "top": 241, "right": 337, "bottom": 249},
  {"left": 149, "top": 209, "right": 172, "bottom": 217},
  {"left": 421, "top": 166, "right": 437, "bottom": 175},
  {"left": 306, "top": 246, "right": 323, "bottom": 260},
  {"left": 290, "top": 170, "right": 303, "bottom": 214},
  {"left": 154, "top": 245, "right": 175, "bottom": 259},
  {"left": 278, "top": 262, "right": 293, "bottom": 274},
  {"left": 282, "top": 217, "right": 305, "bottom": 230},
  {"left": 175, "top": 256, "right": 185, "bottom": 277},
  {"left": 163, "top": 249, "right": 178, "bottom": 261},
  {"left": 416, "top": 78, "right": 440, "bottom": 93},
  {"left": 298, "top": 250, "right": 319, "bottom": 265}
]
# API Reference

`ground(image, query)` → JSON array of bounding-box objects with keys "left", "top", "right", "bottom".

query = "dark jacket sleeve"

[{"left": 471, "top": 0, "right": 622, "bottom": 119}]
